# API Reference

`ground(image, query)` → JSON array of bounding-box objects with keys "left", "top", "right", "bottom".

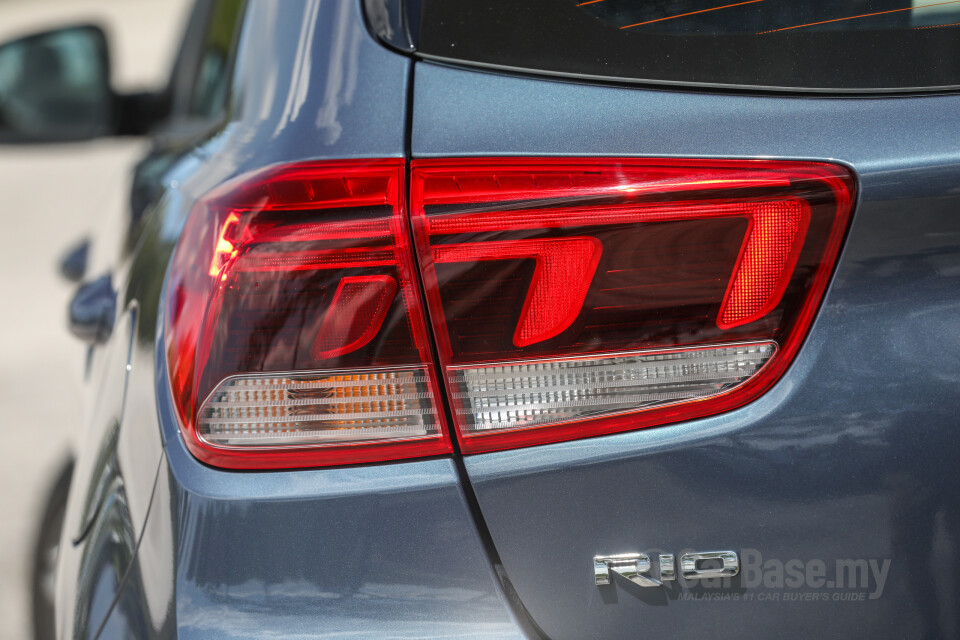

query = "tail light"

[
  {"left": 164, "top": 159, "right": 450, "bottom": 469},
  {"left": 410, "top": 158, "right": 853, "bottom": 454},
  {"left": 166, "top": 157, "right": 853, "bottom": 468}
]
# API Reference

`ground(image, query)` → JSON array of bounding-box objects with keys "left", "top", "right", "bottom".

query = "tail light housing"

[
  {"left": 410, "top": 158, "right": 853, "bottom": 454},
  {"left": 165, "top": 159, "right": 450, "bottom": 469},
  {"left": 166, "top": 157, "right": 853, "bottom": 468}
]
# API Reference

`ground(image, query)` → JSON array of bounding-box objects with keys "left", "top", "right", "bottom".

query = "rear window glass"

[{"left": 415, "top": 0, "right": 960, "bottom": 91}]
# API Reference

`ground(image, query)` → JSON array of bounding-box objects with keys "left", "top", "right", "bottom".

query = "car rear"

[{"left": 80, "top": 0, "right": 960, "bottom": 637}]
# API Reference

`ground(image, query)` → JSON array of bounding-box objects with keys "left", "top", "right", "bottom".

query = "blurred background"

[{"left": 0, "top": 0, "right": 189, "bottom": 637}]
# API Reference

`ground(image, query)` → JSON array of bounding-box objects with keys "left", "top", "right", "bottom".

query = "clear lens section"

[
  {"left": 450, "top": 343, "right": 775, "bottom": 434},
  {"left": 197, "top": 368, "right": 441, "bottom": 447}
]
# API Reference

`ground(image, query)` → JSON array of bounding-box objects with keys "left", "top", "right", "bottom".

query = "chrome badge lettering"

[{"left": 594, "top": 550, "right": 739, "bottom": 587}]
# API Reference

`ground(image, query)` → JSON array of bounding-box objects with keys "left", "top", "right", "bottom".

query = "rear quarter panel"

[{"left": 77, "top": 2, "right": 531, "bottom": 638}]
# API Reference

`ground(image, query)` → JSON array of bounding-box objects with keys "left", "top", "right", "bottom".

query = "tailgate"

[{"left": 411, "top": 62, "right": 960, "bottom": 639}]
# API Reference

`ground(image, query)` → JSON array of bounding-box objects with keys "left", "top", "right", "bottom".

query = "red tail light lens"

[
  {"left": 410, "top": 158, "right": 854, "bottom": 454},
  {"left": 165, "top": 159, "right": 450, "bottom": 469},
  {"left": 166, "top": 157, "right": 853, "bottom": 467}
]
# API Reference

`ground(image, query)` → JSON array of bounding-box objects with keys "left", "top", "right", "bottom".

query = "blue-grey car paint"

[
  {"left": 52, "top": 0, "right": 960, "bottom": 637},
  {"left": 414, "top": 63, "right": 960, "bottom": 639},
  {"left": 56, "top": 1, "right": 527, "bottom": 638}
]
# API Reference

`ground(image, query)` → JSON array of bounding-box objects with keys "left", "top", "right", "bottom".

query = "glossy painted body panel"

[
  {"left": 55, "top": 0, "right": 960, "bottom": 636},
  {"left": 57, "top": 2, "right": 527, "bottom": 638},
  {"left": 414, "top": 63, "right": 960, "bottom": 639}
]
